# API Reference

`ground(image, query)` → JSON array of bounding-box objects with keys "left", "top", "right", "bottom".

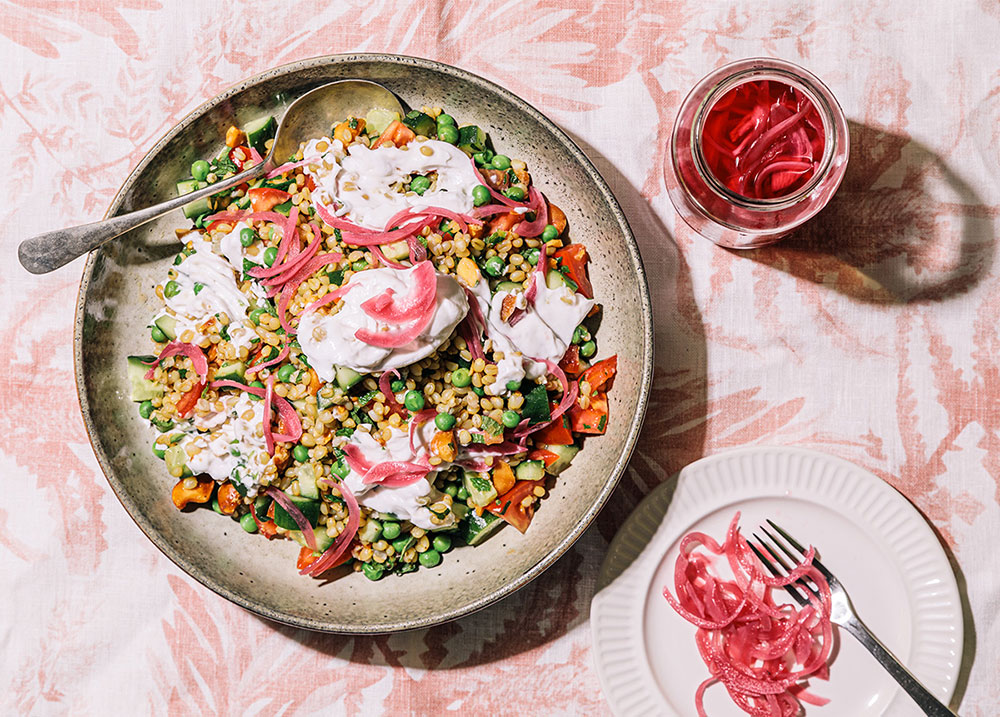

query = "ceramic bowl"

[{"left": 75, "top": 54, "right": 653, "bottom": 632}]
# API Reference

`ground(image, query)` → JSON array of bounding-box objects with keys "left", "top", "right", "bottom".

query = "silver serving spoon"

[{"left": 18, "top": 80, "right": 404, "bottom": 274}]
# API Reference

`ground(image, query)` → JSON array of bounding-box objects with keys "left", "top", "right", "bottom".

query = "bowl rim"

[{"left": 74, "top": 53, "right": 654, "bottom": 633}]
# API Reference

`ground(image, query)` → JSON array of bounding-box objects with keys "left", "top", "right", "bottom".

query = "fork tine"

[
  {"left": 766, "top": 519, "right": 835, "bottom": 582},
  {"left": 747, "top": 536, "right": 808, "bottom": 607},
  {"left": 756, "top": 531, "right": 822, "bottom": 602}
]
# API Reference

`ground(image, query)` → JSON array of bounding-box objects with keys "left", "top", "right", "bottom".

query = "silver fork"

[{"left": 747, "top": 520, "right": 956, "bottom": 716}]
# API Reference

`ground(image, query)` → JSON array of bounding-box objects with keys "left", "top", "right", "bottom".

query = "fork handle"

[{"left": 842, "top": 616, "right": 956, "bottom": 716}]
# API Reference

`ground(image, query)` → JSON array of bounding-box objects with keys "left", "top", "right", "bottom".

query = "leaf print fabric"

[{"left": 3, "top": 1, "right": 1000, "bottom": 714}]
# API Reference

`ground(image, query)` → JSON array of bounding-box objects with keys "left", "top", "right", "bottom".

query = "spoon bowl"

[{"left": 16, "top": 79, "right": 403, "bottom": 275}]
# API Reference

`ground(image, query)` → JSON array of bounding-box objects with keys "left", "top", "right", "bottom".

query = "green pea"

[
  {"left": 501, "top": 410, "right": 521, "bottom": 428},
  {"left": 239, "top": 227, "right": 257, "bottom": 247},
  {"left": 443, "top": 483, "right": 458, "bottom": 497},
  {"left": 505, "top": 379, "right": 522, "bottom": 392},
  {"left": 504, "top": 185, "right": 527, "bottom": 201},
  {"left": 152, "top": 442, "right": 166, "bottom": 460},
  {"left": 211, "top": 498, "right": 223, "bottom": 515},
  {"left": 434, "top": 412, "right": 456, "bottom": 431},
  {"left": 240, "top": 513, "right": 258, "bottom": 533},
  {"left": 276, "top": 363, "right": 296, "bottom": 383},
  {"left": 247, "top": 380, "right": 265, "bottom": 400},
  {"left": 432, "top": 535, "right": 452, "bottom": 553},
  {"left": 392, "top": 535, "right": 414, "bottom": 554},
  {"left": 541, "top": 224, "right": 560, "bottom": 241},
  {"left": 580, "top": 340, "right": 597, "bottom": 358},
  {"left": 249, "top": 307, "right": 267, "bottom": 325},
  {"left": 139, "top": 400, "right": 154, "bottom": 419},
  {"left": 472, "top": 184, "right": 490, "bottom": 207},
  {"left": 362, "top": 561, "right": 385, "bottom": 581},
  {"left": 381, "top": 521, "right": 401, "bottom": 540},
  {"left": 491, "top": 154, "right": 511, "bottom": 170},
  {"left": 437, "top": 125, "right": 459, "bottom": 145},
  {"left": 419, "top": 549, "right": 442, "bottom": 567},
  {"left": 572, "top": 325, "right": 585, "bottom": 344},
  {"left": 191, "top": 159, "right": 210, "bottom": 181},
  {"left": 390, "top": 379, "right": 406, "bottom": 393},
  {"left": 352, "top": 259, "right": 368, "bottom": 271},
  {"left": 451, "top": 368, "right": 471, "bottom": 387},
  {"left": 484, "top": 256, "right": 505, "bottom": 277},
  {"left": 457, "top": 486, "right": 470, "bottom": 501},
  {"left": 263, "top": 246, "right": 278, "bottom": 267},
  {"left": 472, "top": 152, "right": 490, "bottom": 166},
  {"left": 436, "top": 113, "right": 456, "bottom": 127},
  {"left": 292, "top": 444, "right": 310, "bottom": 462},
  {"left": 409, "top": 175, "right": 431, "bottom": 195},
  {"left": 525, "top": 247, "right": 541, "bottom": 265},
  {"left": 150, "top": 324, "right": 167, "bottom": 343},
  {"left": 163, "top": 280, "right": 181, "bottom": 298},
  {"left": 403, "top": 390, "right": 425, "bottom": 411}
]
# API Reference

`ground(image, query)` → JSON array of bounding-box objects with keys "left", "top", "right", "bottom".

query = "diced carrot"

[
  {"left": 548, "top": 202, "right": 567, "bottom": 234},
  {"left": 171, "top": 477, "right": 214, "bottom": 510},
  {"left": 492, "top": 460, "right": 516, "bottom": 496},
  {"left": 491, "top": 211, "right": 522, "bottom": 233},
  {"left": 372, "top": 121, "right": 415, "bottom": 149},
  {"left": 431, "top": 430, "right": 457, "bottom": 462}
]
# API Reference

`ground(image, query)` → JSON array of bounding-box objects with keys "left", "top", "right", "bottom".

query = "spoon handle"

[{"left": 18, "top": 163, "right": 267, "bottom": 275}]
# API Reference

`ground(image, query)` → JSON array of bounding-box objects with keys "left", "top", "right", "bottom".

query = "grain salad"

[{"left": 127, "top": 105, "right": 618, "bottom": 579}]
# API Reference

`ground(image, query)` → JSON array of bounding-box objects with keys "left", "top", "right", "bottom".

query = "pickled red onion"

[
  {"left": 265, "top": 486, "right": 316, "bottom": 551},
  {"left": 342, "top": 443, "right": 375, "bottom": 476},
  {"left": 360, "top": 461, "right": 428, "bottom": 486},
  {"left": 663, "top": 513, "right": 833, "bottom": 717},
  {"left": 355, "top": 261, "right": 437, "bottom": 348},
  {"left": 513, "top": 187, "right": 548, "bottom": 237},
  {"left": 262, "top": 374, "right": 275, "bottom": 455},
  {"left": 305, "top": 479, "right": 360, "bottom": 576},
  {"left": 360, "top": 261, "right": 436, "bottom": 322},
  {"left": 209, "top": 378, "right": 302, "bottom": 450},
  {"left": 143, "top": 342, "right": 208, "bottom": 383},
  {"left": 378, "top": 368, "right": 407, "bottom": 418},
  {"left": 266, "top": 157, "right": 319, "bottom": 179}
]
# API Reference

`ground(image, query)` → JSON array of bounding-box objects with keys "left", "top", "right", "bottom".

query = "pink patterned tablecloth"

[{"left": 4, "top": 2, "right": 999, "bottom": 715}]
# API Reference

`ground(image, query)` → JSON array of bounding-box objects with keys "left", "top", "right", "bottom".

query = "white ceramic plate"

[{"left": 591, "top": 446, "right": 963, "bottom": 717}]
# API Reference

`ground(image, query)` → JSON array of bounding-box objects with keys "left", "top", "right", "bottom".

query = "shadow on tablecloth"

[{"left": 744, "top": 121, "right": 995, "bottom": 304}]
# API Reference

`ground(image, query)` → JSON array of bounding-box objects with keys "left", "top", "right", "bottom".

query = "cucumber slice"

[
  {"left": 335, "top": 365, "right": 363, "bottom": 390},
  {"left": 462, "top": 471, "right": 498, "bottom": 508},
  {"left": 272, "top": 496, "right": 321, "bottom": 530},
  {"left": 546, "top": 269, "right": 577, "bottom": 292},
  {"left": 493, "top": 281, "right": 522, "bottom": 295},
  {"left": 127, "top": 355, "right": 162, "bottom": 401},
  {"left": 462, "top": 510, "right": 503, "bottom": 546},
  {"left": 289, "top": 527, "right": 334, "bottom": 553},
  {"left": 365, "top": 108, "right": 399, "bottom": 137},
  {"left": 245, "top": 115, "right": 276, "bottom": 155},
  {"left": 539, "top": 443, "right": 579, "bottom": 475},
  {"left": 214, "top": 360, "right": 246, "bottom": 382},
  {"left": 358, "top": 518, "right": 381, "bottom": 544},
  {"left": 514, "top": 459, "right": 545, "bottom": 482},
  {"left": 153, "top": 315, "right": 177, "bottom": 340},
  {"left": 521, "top": 384, "right": 551, "bottom": 424},
  {"left": 176, "top": 179, "right": 199, "bottom": 196},
  {"left": 183, "top": 196, "right": 212, "bottom": 220},
  {"left": 297, "top": 464, "right": 319, "bottom": 499},
  {"left": 401, "top": 110, "right": 435, "bottom": 137},
  {"left": 381, "top": 239, "right": 410, "bottom": 262},
  {"left": 164, "top": 444, "right": 192, "bottom": 478},
  {"left": 457, "top": 125, "right": 487, "bottom": 155}
]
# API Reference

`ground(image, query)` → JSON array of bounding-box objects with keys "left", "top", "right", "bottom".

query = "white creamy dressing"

[
  {"left": 303, "top": 137, "right": 480, "bottom": 230},
  {"left": 472, "top": 273, "right": 594, "bottom": 385},
  {"left": 340, "top": 423, "right": 453, "bottom": 530},
  {"left": 217, "top": 221, "right": 270, "bottom": 302},
  {"left": 183, "top": 393, "right": 270, "bottom": 495},
  {"left": 298, "top": 265, "right": 469, "bottom": 376},
  {"left": 162, "top": 237, "right": 257, "bottom": 351}
]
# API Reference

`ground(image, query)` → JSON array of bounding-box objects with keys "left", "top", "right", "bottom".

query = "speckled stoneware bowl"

[{"left": 76, "top": 54, "right": 653, "bottom": 633}]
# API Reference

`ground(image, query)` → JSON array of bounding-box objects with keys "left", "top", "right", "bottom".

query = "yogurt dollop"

[
  {"left": 298, "top": 265, "right": 469, "bottom": 376},
  {"left": 304, "top": 138, "right": 480, "bottom": 230},
  {"left": 340, "top": 424, "right": 454, "bottom": 530},
  {"left": 183, "top": 392, "right": 270, "bottom": 496}
]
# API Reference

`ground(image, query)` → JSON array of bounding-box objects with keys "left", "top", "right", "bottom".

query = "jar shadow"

[{"left": 741, "top": 121, "right": 995, "bottom": 303}]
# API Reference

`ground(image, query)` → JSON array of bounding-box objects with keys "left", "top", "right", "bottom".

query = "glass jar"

[{"left": 664, "top": 58, "right": 849, "bottom": 249}]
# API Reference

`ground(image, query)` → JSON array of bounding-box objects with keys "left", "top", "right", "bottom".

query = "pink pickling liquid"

[{"left": 701, "top": 79, "right": 825, "bottom": 200}]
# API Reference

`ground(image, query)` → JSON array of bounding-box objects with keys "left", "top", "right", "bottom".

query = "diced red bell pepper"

[
  {"left": 248, "top": 187, "right": 291, "bottom": 213},
  {"left": 579, "top": 355, "right": 617, "bottom": 393},
  {"left": 297, "top": 546, "right": 320, "bottom": 571},
  {"left": 569, "top": 391, "right": 609, "bottom": 434},
  {"left": 534, "top": 414, "right": 574, "bottom": 445},
  {"left": 175, "top": 382, "right": 205, "bottom": 418},
  {"left": 559, "top": 344, "right": 584, "bottom": 378},
  {"left": 486, "top": 479, "right": 544, "bottom": 533},
  {"left": 528, "top": 449, "right": 560, "bottom": 468},
  {"left": 553, "top": 244, "right": 593, "bottom": 299}
]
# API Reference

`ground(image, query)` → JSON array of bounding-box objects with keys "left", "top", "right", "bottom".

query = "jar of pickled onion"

[{"left": 664, "top": 58, "right": 849, "bottom": 248}]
